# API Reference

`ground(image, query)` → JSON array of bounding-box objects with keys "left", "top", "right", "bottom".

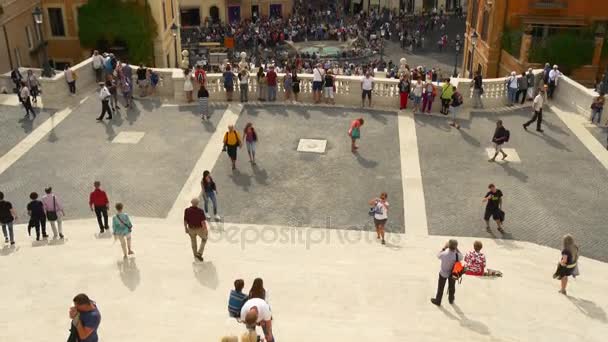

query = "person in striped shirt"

[{"left": 228, "top": 279, "right": 248, "bottom": 318}]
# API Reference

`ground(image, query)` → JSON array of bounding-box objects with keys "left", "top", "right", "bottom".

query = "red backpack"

[{"left": 451, "top": 253, "right": 466, "bottom": 283}]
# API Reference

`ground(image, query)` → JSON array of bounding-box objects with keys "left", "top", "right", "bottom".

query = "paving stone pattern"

[
  {"left": 587, "top": 126, "right": 608, "bottom": 148},
  {"left": 417, "top": 108, "right": 608, "bottom": 262},
  {"left": 0, "top": 104, "right": 56, "bottom": 157},
  {"left": 210, "top": 104, "right": 405, "bottom": 233},
  {"left": 0, "top": 97, "right": 226, "bottom": 220}
]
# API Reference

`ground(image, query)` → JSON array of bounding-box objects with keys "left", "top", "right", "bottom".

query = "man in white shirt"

[
  {"left": 547, "top": 64, "right": 560, "bottom": 99},
  {"left": 96, "top": 82, "right": 112, "bottom": 121},
  {"left": 92, "top": 50, "right": 104, "bottom": 83},
  {"left": 241, "top": 298, "right": 274, "bottom": 342},
  {"left": 20, "top": 82, "right": 36, "bottom": 118},
  {"left": 523, "top": 87, "right": 545, "bottom": 132},
  {"left": 312, "top": 64, "right": 324, "bottom": 104},
  {"left": 430, "top": 239, "right": 462, "bottom": 306},
  {"left": 361, "top": 72, "right": 374, "bottom": 107}
]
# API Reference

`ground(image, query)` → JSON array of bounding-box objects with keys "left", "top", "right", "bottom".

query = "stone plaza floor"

[{"left": 0, "top": 91, "right": 607, "bottom": 341}]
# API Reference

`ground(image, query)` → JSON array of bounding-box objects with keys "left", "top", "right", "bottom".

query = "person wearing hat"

[
  {"left": 96, "top": 81, "right": 112, "bottom": 121},
  {"left": 548, "top": 65, "right": 561, "bottom": 99}
]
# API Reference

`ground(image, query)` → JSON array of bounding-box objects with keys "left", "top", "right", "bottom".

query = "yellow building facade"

[{"left": 0, "top": 0, "right": 44, "bottom": 73}]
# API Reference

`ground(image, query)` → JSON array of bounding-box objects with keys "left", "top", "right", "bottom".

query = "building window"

[
  {"left": 166, "top": 53, "right": 170, "bottom": 68},
  {"left": 48, "top": 8, "right": 66, "bottom": 36},
  {"left": 15, "top": 48, "right": 22, "bottom": 67},
  {"left": 26, "top": 26, "right": 34, "bottom": 49},
  {"left": 170, "top": 0, "right": 175, "bottom": 19},
  {"left": 162, "top": 1, "right": 167, "bottom": 30},
  {"left": 480, "top": 10, "right": 489, "bottom": 41},
  {"left": 470, "top": 0, "right": 479, "bottom": 31}
]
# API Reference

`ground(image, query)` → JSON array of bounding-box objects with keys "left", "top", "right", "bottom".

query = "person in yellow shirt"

[{"left": 223, "top": 125, "right": 242, "bottom": 170}]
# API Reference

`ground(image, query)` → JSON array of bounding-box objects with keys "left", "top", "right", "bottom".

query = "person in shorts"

[
  {"left": 361, "top": 72, "right": 374, "bottom": 107},
  {"left": 369, "top": 192, "right": 389, "bottom": 245},
  {"left": 489, "top": 120, "right": 508, "bottom": 162},
  {"left": 223, "top": 125, "right": 242, "bottom": 170},
  {"left": 482, "top": 183, "right": 504, "bottom": 233},
  {"left": 348, "top": 118, "right": 364, "bottom": 153},
  {"left": 312, "top": 64, "right": 324, "bottom": 103},
  {"left": 324, "top": 70, "right": 335, "bottom": 104}
]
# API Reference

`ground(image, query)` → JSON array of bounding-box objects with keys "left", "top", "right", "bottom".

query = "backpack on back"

[
  {"left": 504, "top": 129, "right": 510, "bottom": 142},
  {"left": 451, "top": 253, "right": 466, "bottom": 283}
]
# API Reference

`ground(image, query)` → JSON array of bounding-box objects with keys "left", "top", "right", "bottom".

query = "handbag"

[{"left": 46, "top": 196, "right": 58, "bottom": 221}]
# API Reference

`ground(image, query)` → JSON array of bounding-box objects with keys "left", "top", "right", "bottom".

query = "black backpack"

[{"left": 504, "top": 129, "right": 510, "bottom": 142}]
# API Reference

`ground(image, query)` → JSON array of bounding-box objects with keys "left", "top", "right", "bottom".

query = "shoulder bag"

[
  {"left": 46, "top": 196, "right": 58, "bottom": 221},
  {"left": 116, "top": 214, "right": 133, "bottom": 232}
]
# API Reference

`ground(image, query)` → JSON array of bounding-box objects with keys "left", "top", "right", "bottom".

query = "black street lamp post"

[
  {"left": 171, "top": 23, "right": 179, "bottom": 68},
  {"left": 32, "top": 7, "right": 55, "bottom": 78},
  {"left": 453, "top": 38, "right": 461, "bottom": 77},
  {"left": 469, "top": 31, "right": 478, "bottom": 79}
]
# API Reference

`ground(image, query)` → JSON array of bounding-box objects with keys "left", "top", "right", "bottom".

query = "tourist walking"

[
  {"left": 68, "top": 294, "right": 101, "bottom": 342},
  {"left": 27, "top": 192, "right": 47, "bottom": 240},
  {"left": 548, "top": 65, "right": 561, "bottom": 99},
  {"left": 439, "top": 79, "right": 453, "bottom": 114},
  {"left": 398, "top": 75, "right": 410, "bottom": 110},
  {"left": 223, "top": 64, "right": 235, "bottom": 102},
  {"left": 10, "top": 67, "right": 23, "bottom": 93},
  {"left": 523, "top": 88, "right": 545, "bottom": 132},
  {"left": 313, "top": 64, "right": 324, "bottom": 104},
  {"left": 136, "top": 64, "right": 148, "bottom": 97},
  {"left": 266, "top": 66, "right": 277, "bottom": 102},
  {"left": 183, "top": 198, "right": 208, "bottom": 262},
  {"left": 122, "top": 78, "right": 133, "bottom": 108},
  {"left": 223, "top": 125, "right": 242, "bottom": 170},
  {"left": 65, "top": 65, "right": 77, "bottom": 95},
  {"left": 283, "top": 69, "right": 293, "bottom": 101},
  {"left": 244, "top": 123, "right": 258, "bottom": 165},
  {"left": 482, "top": 183, "right": 505, "bottom": 233},
  {"left": 108, "top": 78, "right": 119, "bottom": 111},
  {"left": 361, "top": 72, "right": 374, "bottom": 107},
  {"left": 89, "top": 181, "right": 110, "bottom": 233},
  {"left": 525, "top": 68, "right": 535, "bottom": 101},
  {"left": 201, "top": 170, "right": 220, "bottom": 220},
  {"left": 506, "top": 71, "right": 518, "bottom": 105},
  {"left": 96, "top": 82, "right": 112, "bottom": 121},
  {"left": 430, "top": 239, "right": 462, "bottom": 306},
  {"left": 292, "top": 71, "right": 300, "bottom": 102},
  {"left": 517, "top": 71, "right": 528, "bottom": 104},
  {"left": 422, "top": 80, "right": 436, "bottom": 113},
  {"left": 369, "top": 192, "right": 389, "bottom": 245},
  {"left": 239, "top": 69, "right": 249, "bottom": 103},
  {"left": 198, "top": 85, "right": 210, "bottom": 120},
  {"left": 412, "top": 78, "right": 423, "bottom": 113},
  {"left": 0, "top": 191, "right": 17, "bottom": 245},
  {"left": 449, "top": 86, "right": 463, "bottom": 129},
  {"left": 324, "top": 70, "right": 335, "bottom": 104},
  {"left": 42, "top": 187, "right": 65, "bottom": 239},
  {"left": 184, "top": 68, "right": 194, "bottom": 103},
  {"left": 348, "top": 118, "right": 364, "bottom": 153},
  {"left": 112, "top": 203, "right": 134, "bottom": 259},
  {"left": 20, "top": 82, "right": 36, "bottom": 118},
  {"left": 489, "top": 120, "right": 509, "bottom": 161},
  {"left": 471, "top": 71, "right": 483, "bottom": 109},
  {"left": 26, "top": 70, "right": 40, "bottom": 104},
  {"left": 553, "top": 234, "right": 579, "bottom": 295},
  {"left": 256, "top": 67, "right": 266, "bottom": 101},
  {"left": 92, "top": 50, "right": 104, "bottom": 82},
  {"left": 590, "top": 93, "right": 605, "bottom": 124}
]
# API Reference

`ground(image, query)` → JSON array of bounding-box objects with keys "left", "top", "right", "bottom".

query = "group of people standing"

[{"left": 11, "top": 68, "right": 41, "bottom": 119}]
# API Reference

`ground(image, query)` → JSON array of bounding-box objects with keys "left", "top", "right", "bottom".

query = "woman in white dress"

[{"left": 184, "top": 68, "right": 194, "bottom": 103}]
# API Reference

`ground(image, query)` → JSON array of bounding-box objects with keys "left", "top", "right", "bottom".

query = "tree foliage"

[
  {"left": 529, "top": 30, "right": 595, "bottom": 72},
  {"left": 501, "top": 26, "right": 522, "bottom": 58},
  {"left": 78, "top": 0, "right": 158, "bottom": 65}
]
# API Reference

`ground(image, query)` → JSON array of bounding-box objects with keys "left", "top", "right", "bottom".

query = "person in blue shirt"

[
  {"left": 228, "top": 279, "right": 248, "bottom": 318},
  {"left": 112, "top": 203, "right": 134, "bottom": 259},
  {"left": 69, "top": 293, "right": 101, "bottom": 342}
]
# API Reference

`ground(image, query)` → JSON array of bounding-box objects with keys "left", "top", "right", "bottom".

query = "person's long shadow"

[
  {"left": 252, "top": 164, "right": 269, "bottom": 185},
  {"left": 192, "top": 261, "right": 219, "bottom": 289},
  {"left": 0, "top": 245, "right": 18, "bottom": 256},
  {"left": 497, "top": 161, "right": 529, "bottom": 183},
  {"left": 355, "top": 152, "right": 378, "bottom": 169},
  {"left": 568, "top": 296, "right": 608, "bottom": 323},
  {"left": 117, "top": 257, "right": 141, "bottom": 291},
  {"left": 102, "top": 119, "right": 117, "bottom": 141},
  {"left": 18, "top": 116, "right": 34, "bottom": 133},
  {"left": 230, "top": 168, "right": 253, "bottom": 192},
  {"left": 458, "top": 129, "right": 481, "bottom": 147},
  {"left": 440, "top": 304, "right": 491, "bottom": 336}
]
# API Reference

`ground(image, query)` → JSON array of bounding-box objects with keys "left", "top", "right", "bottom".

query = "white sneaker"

[
  {"left": 214, "top": 215, "right": 221, "bottom": 221},
  {"left": 205, "top": 213, "right": 211, "bottom": 220}
]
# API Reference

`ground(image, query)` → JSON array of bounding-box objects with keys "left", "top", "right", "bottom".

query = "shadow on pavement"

[
  {"left": 568, "top": 296, "right": 608, "bottom": 323},
  {"left": 440, "top": 303, "right": 491, "bottom": 336},
  {"left": 193, "top": 261, "right": 219, "bottom": 289},
  {"left": 117, "top": 257, "right": 141, "bottom": 291}
]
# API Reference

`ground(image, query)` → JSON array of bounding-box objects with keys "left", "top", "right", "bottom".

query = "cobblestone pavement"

[
  {"left": 209, "top": 104, "right": 405, "bottom": 233},
  {"left": 416, "top": 107, "right": 608, "bottom": 261},
  {"left": 0, "top": 97, "right": 226, "bottom": 220},
  {"left": 0, "top": 104, "right": 56, "bottom": 157}
]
